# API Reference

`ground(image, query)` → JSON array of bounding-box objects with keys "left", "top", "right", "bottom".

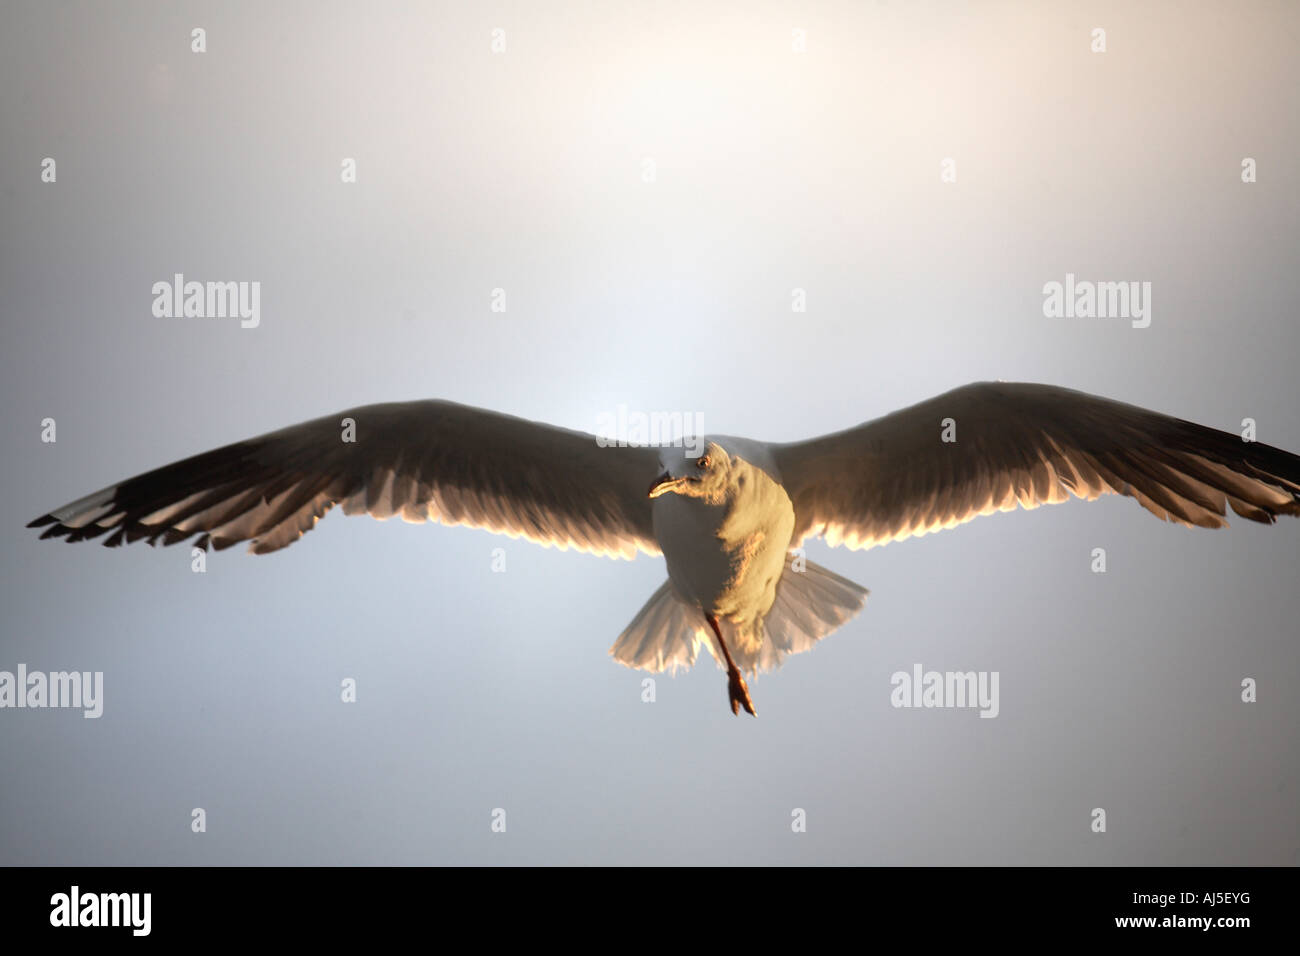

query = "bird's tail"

[
  {"left": 609, "top": 557, "right": 869, "bottom": 676},
  {"left": 608, "top": 580, "right": 714, "bottom": 675},
  {"left": 736, "top": 557, "right": 869, "bottom": 674}
]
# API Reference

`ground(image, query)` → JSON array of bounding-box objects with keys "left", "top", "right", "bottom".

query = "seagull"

[{"left": 29, "top": 382, "right": 1300, "bottom": 716}]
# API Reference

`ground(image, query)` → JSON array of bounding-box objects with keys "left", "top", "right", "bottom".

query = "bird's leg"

[{"left": 706, "top": 614, "right": 756, "bottom": 717}]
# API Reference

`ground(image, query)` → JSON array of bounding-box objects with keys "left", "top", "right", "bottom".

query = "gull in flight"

[{"left": 29, "top": 382, "right": 1300, "bottom": 716}]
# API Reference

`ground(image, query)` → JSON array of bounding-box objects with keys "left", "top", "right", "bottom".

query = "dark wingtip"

[{"left": 27, "top": 514, "right": 58, "bottom": 529}]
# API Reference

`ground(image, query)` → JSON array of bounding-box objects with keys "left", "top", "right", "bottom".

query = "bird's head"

[{"left": 647, "top": 441, "right": 731, "bottom": 500}]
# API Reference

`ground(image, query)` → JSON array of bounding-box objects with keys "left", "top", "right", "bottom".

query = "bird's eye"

[{"left": 696, "top": 456, "right": 710, "bottom": 470}]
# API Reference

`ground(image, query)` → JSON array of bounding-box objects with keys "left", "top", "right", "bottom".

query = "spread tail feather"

[
  {"left": 608, "top": 579, "right": 713, "bottom": 675},
  {"left": 739, "top": 557, "right": 869, "bottom": 673},
  {"left": 609, "top": 557, "right": 869, "bottom": 675}
]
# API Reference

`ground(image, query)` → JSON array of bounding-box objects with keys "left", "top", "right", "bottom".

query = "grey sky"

[{"left": 1, "top": 0, "right": 1297, "bottom": 864}]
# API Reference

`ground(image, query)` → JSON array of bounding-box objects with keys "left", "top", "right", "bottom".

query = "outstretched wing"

[
  {"left": 772, "top": 382, "right": 1300, "bottom": 550},
  {"left": 29, "top": 401, "right": 661, "bottom": 559}
]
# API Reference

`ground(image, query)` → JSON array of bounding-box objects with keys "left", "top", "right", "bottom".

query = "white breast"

[{"left": 651, "top": 457, "right": 795, "bottom": 623}]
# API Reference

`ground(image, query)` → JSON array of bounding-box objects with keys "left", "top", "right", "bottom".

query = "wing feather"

[
  {"left": 29, "top": 401, "right": 660, "bottom": 559},
  {"left": 773, "top": 382, "right": 1300, "bottom": 549}
]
